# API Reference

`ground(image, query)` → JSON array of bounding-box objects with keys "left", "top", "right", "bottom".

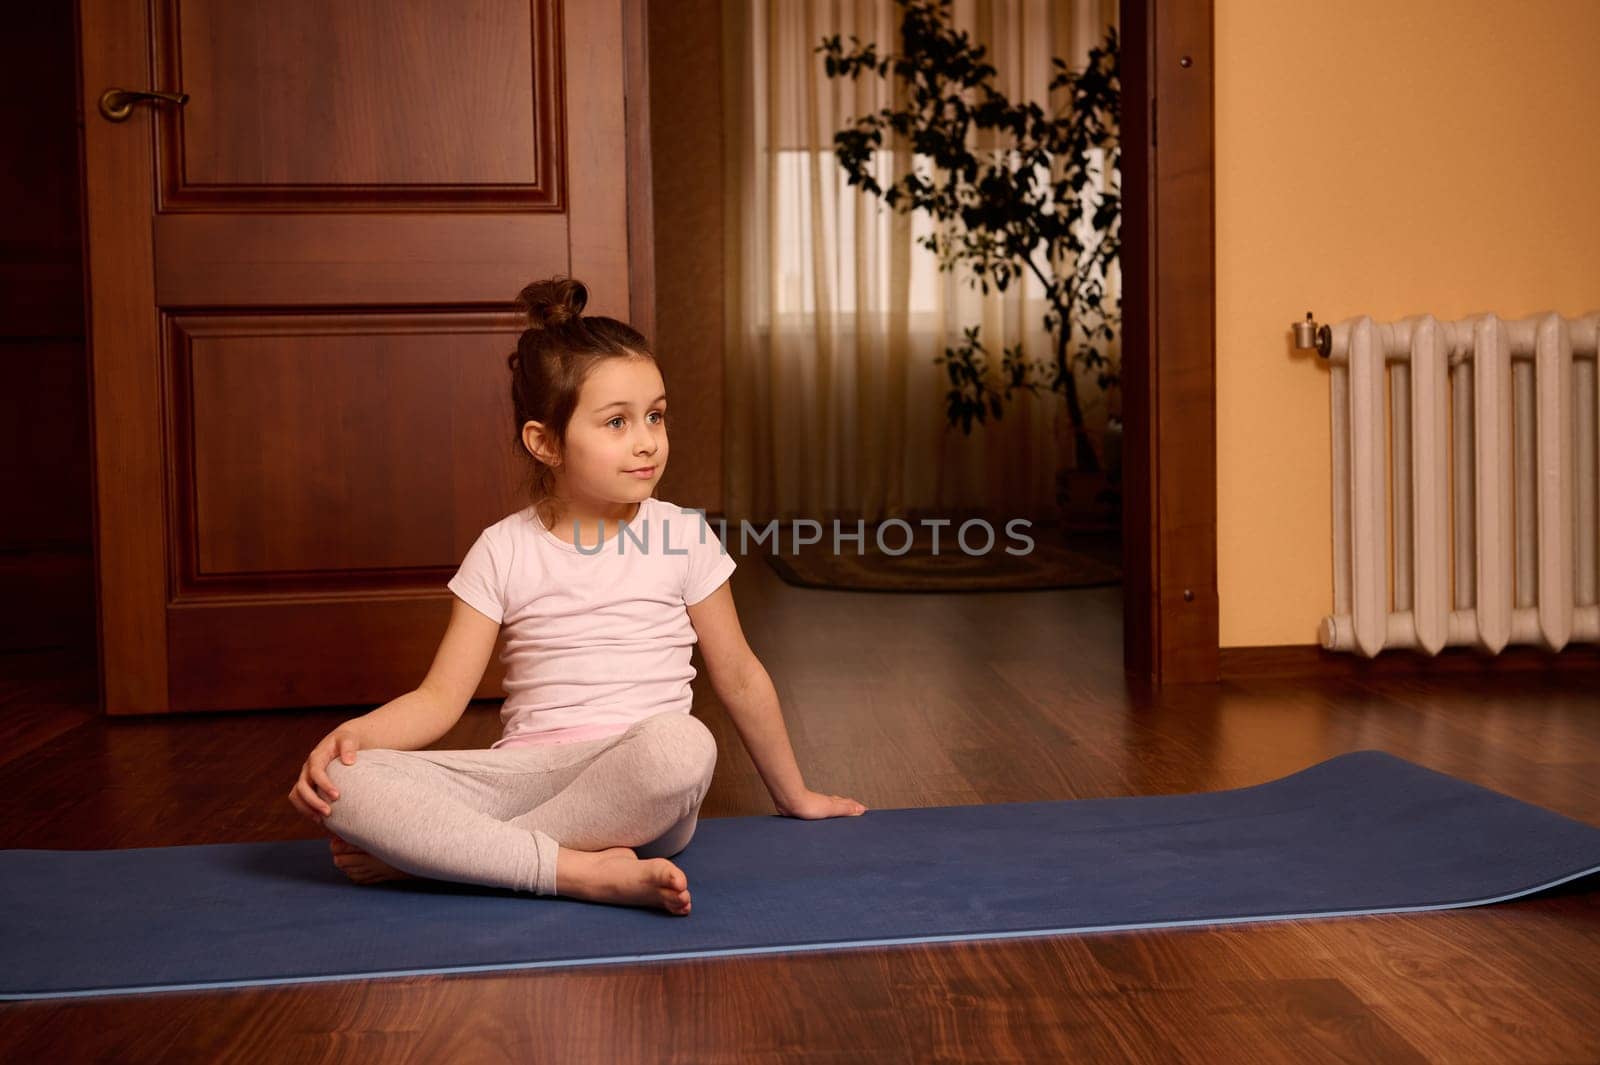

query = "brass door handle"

[{"left": 98, "top": 88, "right": 189, "bottom": 123}]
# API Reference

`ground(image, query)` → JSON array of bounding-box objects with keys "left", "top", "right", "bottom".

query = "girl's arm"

[{"left": 688, "top": 582, "right": 864, "bottom": 817}]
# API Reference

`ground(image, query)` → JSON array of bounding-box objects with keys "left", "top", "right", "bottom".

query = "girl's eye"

[{"left": 607, "top": 411, "right": 664, "bottom": 429}]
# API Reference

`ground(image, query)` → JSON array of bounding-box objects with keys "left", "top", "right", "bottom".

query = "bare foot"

[
  {"left": 556, "top": 845, "right": 693, "bottom": 915},
  {"left": 329, "top": 835, "right": 415, "bottom": 885}
]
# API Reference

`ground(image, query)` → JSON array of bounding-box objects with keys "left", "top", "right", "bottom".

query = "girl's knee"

[
  {"left": 322, "top": 751, "right": 400, "bottom": 823},
  {"left": 636, "top": 713, "right": 717, "bottom": 790},
  {"left": 643, "top": 711, "right": 717, "bottom": 763},
  {"left": 324, "top": 752, "right": 377, "bottom": 790}
]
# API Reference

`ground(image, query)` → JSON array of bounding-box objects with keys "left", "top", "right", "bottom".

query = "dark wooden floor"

[{"left": 2, "top": 548, "right": 1598, "bottom": 1063}]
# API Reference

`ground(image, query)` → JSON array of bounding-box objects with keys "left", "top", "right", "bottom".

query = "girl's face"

[{"left": 529, "top": 355, "right": 668, "bottom": 512}]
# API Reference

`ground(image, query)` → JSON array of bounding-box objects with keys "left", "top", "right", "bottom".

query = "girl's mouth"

[{"left": 625, "top": 466, "right": 656, "bottom": 478}]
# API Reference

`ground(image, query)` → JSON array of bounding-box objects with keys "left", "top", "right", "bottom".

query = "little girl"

[{"left": 287, "top": 276, "right": 866, "bottom": 916}]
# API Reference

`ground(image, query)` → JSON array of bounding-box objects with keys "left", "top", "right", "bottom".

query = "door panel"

[
  {"left": 173, "top": 312, "right": 518, "bottom": 579},
  {"left": 79, "top": 0, "right": 648, "bottom": 714},
  {"left": 159, "top": 0, "right": 560, "bottom": 199}
]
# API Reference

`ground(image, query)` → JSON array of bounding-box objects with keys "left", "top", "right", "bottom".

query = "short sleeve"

[
  {"left": 678, "top": 509, "right": 737, "bottom": 606},
  {"left": 447, "top": 528, "right": 505, "bottom": 623}
]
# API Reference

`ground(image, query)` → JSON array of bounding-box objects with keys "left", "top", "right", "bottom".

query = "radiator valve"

[{"left": 1293, "top": 312, "right": 1331, "bottom": 358}]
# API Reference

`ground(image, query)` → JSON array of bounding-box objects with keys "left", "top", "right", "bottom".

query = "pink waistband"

[{"left": 494, "top": 722, "right": 633, "bottom": 748}]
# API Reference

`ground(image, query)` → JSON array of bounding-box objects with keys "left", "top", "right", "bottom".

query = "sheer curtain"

[{"left": 721, "top": 0, "right": 1120, "bottom": 526}]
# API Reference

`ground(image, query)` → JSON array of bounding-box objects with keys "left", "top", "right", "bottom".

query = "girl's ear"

[{"left": 522, "top": 420, "right": 559, "bottom": 466}]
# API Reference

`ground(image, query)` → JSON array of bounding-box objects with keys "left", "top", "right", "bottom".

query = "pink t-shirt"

[{"left": 446, "top": 497, "right": 737, "bottom": 748}]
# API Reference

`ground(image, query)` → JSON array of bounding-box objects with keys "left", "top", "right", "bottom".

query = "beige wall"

[{"left": 1215, "top": 0, "right": 1600, "bottom": 647}]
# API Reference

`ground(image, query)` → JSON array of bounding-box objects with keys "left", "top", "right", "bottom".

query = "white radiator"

[{"left": 1316, "top": 310, "right": 1600, "bottom": 657}]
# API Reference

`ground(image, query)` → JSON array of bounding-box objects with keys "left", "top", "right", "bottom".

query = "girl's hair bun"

[{"left": 516, "top": 276, "right": 587, "bottom": 330}]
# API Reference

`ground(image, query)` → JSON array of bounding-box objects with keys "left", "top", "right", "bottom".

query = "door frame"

[
  {"left": 622, "top": 0, "right": 656, "bottom": 344},
  {"left": 1119, "top": 0, "right": 1219, "bottom": 685}
]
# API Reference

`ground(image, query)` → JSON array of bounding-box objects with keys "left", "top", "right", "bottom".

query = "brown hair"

[{"left": 508, "top": 276, "right": 656, "bottom": 523}]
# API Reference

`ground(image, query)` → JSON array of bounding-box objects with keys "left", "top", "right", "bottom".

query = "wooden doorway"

[
  {"left": 1119, "top": 0, "right": 1218, "bottom": 685},
  {"left": 74, "top": 0, "right": 1216, "bottom": 714}
]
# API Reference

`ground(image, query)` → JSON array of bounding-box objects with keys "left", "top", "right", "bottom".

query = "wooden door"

[{"left": 76, "top": 0, "right": 653, "bottom": 714}]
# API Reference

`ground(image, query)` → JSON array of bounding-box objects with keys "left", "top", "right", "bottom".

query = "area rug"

[{"left": 762, "top": 527, "right": 1121, "bottom": 592}]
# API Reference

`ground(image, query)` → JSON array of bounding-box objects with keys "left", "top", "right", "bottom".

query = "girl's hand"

[
  {"left": 287, "top": 727, "right": 363, "bottom": 827},
  {"left": 775, "top": 789, "right": 868, "bottom": 820}
]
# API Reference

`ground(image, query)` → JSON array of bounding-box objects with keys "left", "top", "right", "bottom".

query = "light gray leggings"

[{"left": 322, "top": 710, "right": 718, "bottom": 897}]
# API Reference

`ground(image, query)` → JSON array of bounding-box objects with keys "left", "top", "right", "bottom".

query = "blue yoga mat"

[{"left": 3, "top": 749, "right": 1597, "bottom": 1000}]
